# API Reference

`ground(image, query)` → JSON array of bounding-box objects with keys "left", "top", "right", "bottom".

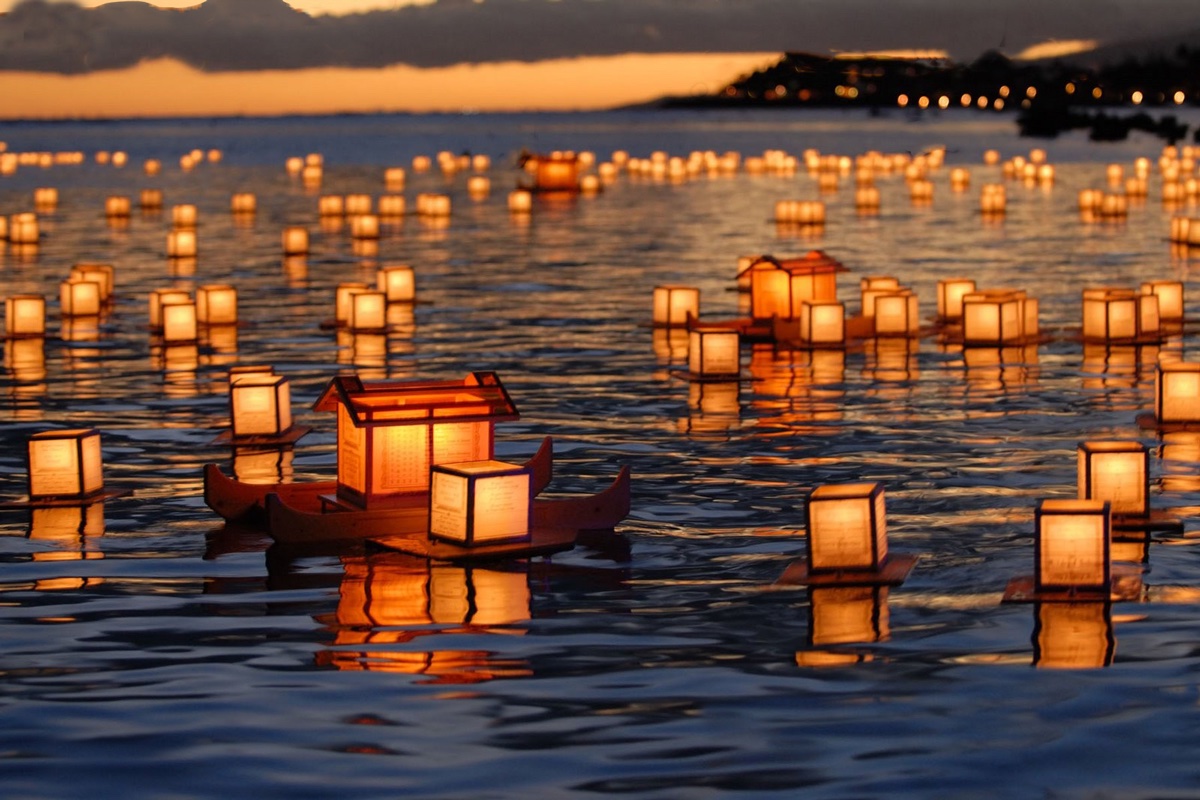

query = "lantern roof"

[
  {"left": 737, "top": 250, "right": 847, "bottom": 279},
  {"left": 313, "top": 371, "right": 519, "bottom": 428}
]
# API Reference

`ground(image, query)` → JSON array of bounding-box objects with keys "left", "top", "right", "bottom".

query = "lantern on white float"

[
  {"left": 196, "top": 284, "right": 238, "bottom": 325},
  {"left": 687, "top": 327, "right": 741, "bottom": 379},
  {"left": 230, "top": 374, "right": 294, "bottom": 440},
  {"left": 429, "top": 460, "right": 532, "bottom": 546},
  {"left": 1034, "top": 499, "right": 1110, "bottom": 594},
  {"left": 377, "top": 265, "right": 415, "bottom": 303},
  {"left": 806, "top": 482, "right": 888, "bottom": 573},
  {"left": 1077, "top": 441, "right": 1149, "bottom": 519},
  {"left": 1156, "top": 361, "right": 1200, "bottom": 424},
  {"left": 26, "top": 428, "right": 104, "bottom": 501},
  {"left": 652, "top": 286, "right": 699, "bottom": 328},
  {"left": 5, "top": 294, "right": 46, "bottom": 337}
]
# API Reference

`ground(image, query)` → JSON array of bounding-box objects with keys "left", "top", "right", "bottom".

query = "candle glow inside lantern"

[
  {"left": 1034, "top": 601, "right": 1114, "bottom": 669},
  {"left": 167, "top": 229, "right": 197, "bottom": 258},
  {"left": 377, "top": 265, "right": 416, "bottom": 303},
  {"left": 171, "top": 204, "right": 197, "bottom": 229},
  {"left": 1034, "top": 499, "right": 1111, "bottom": 594},
  {"left": 1140, "top": 280, "right": 1184, "bottom": 322},
  {"left": 350, "top": 214, "right": 380, "bottom": 240},
  {"left": 1077, "top": 441, "right": 1149, "bottom": 518},
  {"left": 378, "top": 195, "right": 406, "bottom": 218},
  {"left": 429, "top": 460, "right": 532, "bottom": 546},
  {"left": 196, "top": 284, "right": 238, "bottom": 325},
  {"left": 230, "top": 193, "right": 257, "bottom": 214},
  {"left": 6, "top": 294, "right": 46, "bottom": 337},
  {"left": 937, "top": 278, "right": 977, "bottom": 321},
  {"left": 859, "top": 276, "right": 901, "bottom": 319},
  {"left": 105, "top": 195, "right": 132, "bottom": 218},
  {"left": 348, "top": 290, "right": 388, "bottom": 333},
  {"left": 59, "top": 280, "right": 102, "bottom": 317},
  {"left": 70, "top": 264, "right": 114, "bottom": 303},
  {"left": 139, "top": 189, "right": 163, "bottom": 210},
  {"left": 230, "top": 374, "right": 294, "bottom": 439},
  {"left": 806, "top": 482, "right": 888, "bottom": 573},
  {"left": 282, "top": 226, "right": 310, "bottom": 255},
  {"left": 688, "top": 327, "right": 741, "bottom": 379},
  {"left": 1156, "top": 361, "right": 1200, "bottom": 424},
  {"left": 335, "top": 283, "right": 370, "bottom": 327},
  {"left": 9, "top": 213, "right": 39, "bottom": 244},
  {"left": 508, "top": 190, "right": 533, "bottom": 213},
  {"left": 872, "top": 290, "right": 919, "bottom": 337},
  {"left": 313, "top": 372, "right": 519, "bottom": 509},
  {"left": 27, "top": 428, "right": 104, "bottom": 501},
  {"left": 652, "top": 286, "right": 699, "bottom": 328},
  {"left": 149, "top": 288, "right": 191, "bottom": 329},
  {"left": 533, "top": 154, "right": 581, "bottom": 192},
  {"left": 1082, "top": 288, "right": 1159, "bottom": 342},
  {"left": 797, "top": 300, "right": 845, "bottom": 346},
  {"left": 160, "top": 299, "right": 198, "bottom": 344}
]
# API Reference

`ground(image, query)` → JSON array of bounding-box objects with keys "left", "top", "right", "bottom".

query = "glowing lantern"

[
  {"left": 1140, "top": 280, "right": 1184, "bottom": 322},
  {"left": 1033, "top": 601, "right": 1114, "bottom": 669},
  {"left": 33, "top": 187, "right": 57, "bottom": 211},
  {"left": 350, "top": 214, "right": 380, "bottom": 240},
  {"left": 1077, "top": 441, "right": 1148, "bottom": 518},
  {"left": 105, "top": 195, "right": 131, "bottom": 218},
  {"left": 230, "top": 193, "right": 257, "bottom": 214},
  {"left": 872, "top": 290, "right": 919, "bottom": 337},
  {"left": 854, "top": 186, "right": 881, "bottom": 210},
  {"left": 980, "top": 183, "right": 1006, "bottom": 214},
  {"left": 1081, "top": 288, "right": 1158, "bottom": 342},
  {"left": 59, "top": 280, "right": 102, "bottom": 317},
  {"left": 1156, "top": 361, "right": 1200, "bottom": 424},
  {"left": 148, "top": 289, "right": 191, "bottom": 329},
  {"left": 196, "top": 284, "right": 238, "bottom": 325},
  {"left": 160, "top": 300, "right": 198, "bottom": 343},
  {"left": 937, "top": 278, "right": 977, "bottom": 321},
  {"left": 797, "top": 300, "right": 845, "bottom": 346},
  {"left": 687, "top": 327, "right": 740, "bottom": 379},
  {"left": 302, "top": 164, "right": 322, "bottom": 187},
  {"left": 5, "top": 295, "right": 46, "bottom": 337},
  {"left": 281, "top": 226, "right": 309, "bottom": 255},
  {"left": 412, "top": 155, "right": 431, "bottom": 172},
  {"left": 70, "top": 264, "right": 114, "bottom": 304},
  {"left": 139, "top": 189, "right": 163, "bottom": 210},
  {"left": 171, "top": 204, "right": 197, "bottom": 229},
  {"left": 909, "top": 179, "right": 933, "bottom": 203},
  {"left": 652, "top": 286, "right": 699, "bottom": 328},
  {"left": 345, "top": 194, "right": 372, "bottom": 216},
  {"left": 806, "top": 482, "right": 888, "bottom": 573},
  {"left": 335, "top": 282, "right": 370, "bottom": 327},
  {"left": 467, "top": 176, "right": 490, "bottom": 198},
  {"left": 167, "top": 229, "right": 197, "bottom": 258},
  {"left": 950, "top": 168, "right": 970, "bottom": 190},
  {"left": 348, "top": 290, "right": 388, "bottom": 333},
  {"left": 378, "top": 195, "right": 406, "bottom": 218},
  {"left": 377, "top": 265, "right": 416, "bottom": 303},
  {"left": 9, "top": 213, "right": 39, "bottom": 244},
  {"left": 429, "top": 460, "right": 532, "bottom": 546},
  {"left": 859, "top": 276, "right": 901, "bottom": 319},
  {"left": 533, "top": 153, "right": 580, "bottom": 192},
  {"left": 313, "top": 372, "right": 518, "bottom": 509},
  {"left": 318, "top": 195, "right": 344, "bottom": 217},
  {"left": 809, "top": 586, "right": 889, "bottom": 645},
  {"left": 384, "top": 167, "right": 406, "bottom": 190},
  {"left": 27, "top": 428, "right": 104, "bottom": 501},
  {"left": 1034, "top": 499, "right": 1110, "bottom": 593},
  {"left": 508, "top": 190, "right": 533, "bottom": 213},
  {"left": 962, "top": 290, "right": 1030, "bottom": 345},
  {"left": 230, "top": 374, "right": 294, "bottom": 439}
]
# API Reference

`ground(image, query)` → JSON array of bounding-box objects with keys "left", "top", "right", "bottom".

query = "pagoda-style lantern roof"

[{"left": 313, "top": 371, "right": 519, "bottom": 427}]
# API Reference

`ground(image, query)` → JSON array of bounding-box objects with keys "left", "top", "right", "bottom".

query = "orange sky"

[{"left": 0, "top": 53, "right": 779, "bottom": 118}]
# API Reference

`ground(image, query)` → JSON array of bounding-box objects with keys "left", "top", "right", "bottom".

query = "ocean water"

[{"left": 0, "top": 108, "right": 1199, "bottom": 798}]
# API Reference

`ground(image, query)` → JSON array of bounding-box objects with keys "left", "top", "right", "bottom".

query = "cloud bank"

[{"left": 0, "top": 0, "right": 1195, "bottom": 74}]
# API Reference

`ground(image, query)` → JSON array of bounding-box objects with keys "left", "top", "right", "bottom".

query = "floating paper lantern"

[
  {"left": 797, "top": 300, "right": 845, "bottom": 346},
  {"left": 980, "top": 184, "right": 1006, "bottom": 214},
  {"left": 230, "top": 374, "right": 293, "bottom": 439},
  {"left": 377, "top": 265, "right": 416, "bottom": 303},
  {"left": 806, "top": 482, "right": 888, "bottom": 573},
  {"left": 1081, "top": 288, "right": 1158, "bottom": 342},
  {"left": 196, "top": 284, "right": 238, "bottom": 325},
  {"left": 59, "top": 280, "right": 102, "bottom": 317},
  {"left": 412, "top": 155, "right": 431, "bottom": 172},
  {"left": 68, "top": 264, "right": 114, "bottom": 307},
  {"left": 148, "top": 288, "right": 191, "bottom": 329},
  {"left": 859, "top": 276, "right": 901, "bottom": 319},
  {"left": 350, "top": 214, "right": 380, "bottom": 240},
  {"left": 335, "top": 283, "right": 370, "bottom": 327},
  {"left": 171, "top": 204, "right": 197, "bottom": 229},
  {"left": 1033, "top": 601, "right": 1114, "bottom": 669},
  {"left": 5, "top": 295, "right": 46, "bottom": 337},
  {"left": 533, "top": 153, "right": 580, "bottom": 192},
  {"left": 1140, "top": 280, "right": 1184, "bottom": 322},
  {"left": 652, "top": 286, "right": 699, "bottom": 328},
  {"left": 508, "top": 190, "right": 533, "bottom": 213},
  {"left": 1098, "top": 193, "right": 1128, "bottom": 218},
  {"left": 377, "top": 195, "right": 405, "bottom": 218},
  {"left": 854, "top": 186, "right": 881, "bottom": 210},
  {"left": 230, "top": 193, "right": 257, "bottom": 214},
  {"left": 467, "top": 176, "right": 490, "bottom": 198},
  {"left": 348, "top": 290, "right": 388, "bottom": 333},
  {"left": 1156, "top": 361, "right": 1200, "bottom": 424},
  {"left": 949, "top": 168, "right": 970, "bottom": 191},
  {"left": 318, "top": 195, "right": 345, "bottom": 217},
  {"left": 1034, "top": 499, "right": 1110, "bottom": 594},
  {"left": 281, "top": 226, "right": 309, "bottom": 255},
  {"left": 105, "top": 195, "right": 132, "bottom": 218},
  {"left": 1077, "top": 441, "right": 1149, "bottom": 518},
  {"left": 384, "top": 167, "right": 406, "bottom": 191},
  {"left": 872, "top": 290, "right": 919, "bottom": 337},
  {"left": 909, "top": 179, "right": 934, "bottom": 203},
  {"left": 345, "top": 194, "right": 372, "bottom": 216},
  {"left": 139, "top": 189, "right": 163, "bottom": 210},
  {"left": 9, "top": 213, "right": 39, "bottom": 244},
  {"left": 429, "top": 460, "right": 532, "bottom": 546},
  {"left": 687, "top": 327, "right": 740, "bottom": 379},
  {"left": 962, "top": 289, "right": 1034, "bottom": 345},
  {"left": 937, "top": 278, "right": 977, "bottom": 321},
  {"left": 160, "top": 300, "right": 198, "bottom": 344},
  {"left": 33, "top": 187, "right": 57, "bottom": 211},
  {"left": 27, "top": 428, "right": 104, "bottom": 501},
  {"left": 167, "top": 229, "right": 197, "bottom": 258},
  {"left": 284, "top": 156, "right": 302, "bottom": 175}
]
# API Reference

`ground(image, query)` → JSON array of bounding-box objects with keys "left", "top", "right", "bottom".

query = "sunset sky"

[{"left": 0, "top": 0, "right": 1192, "bottom": 119}]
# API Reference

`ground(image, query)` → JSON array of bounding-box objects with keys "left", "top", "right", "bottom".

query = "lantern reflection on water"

[
  {"left": 1033, "top": 601, "right": 1114, "bottom": 669},
  {"left": 28, "top": 503, "right": 105, "bottom": 562},
  {"left": 688, "top": 327, "right": 740, "bottom": 380},
  {"left": 809, "top": 585, "right": 889, "bottom": 645}
]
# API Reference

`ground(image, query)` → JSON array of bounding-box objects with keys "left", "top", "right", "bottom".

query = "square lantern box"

[
  {"left": 378, "top": 195, "right": 406, "bottom": 218},
  {"left": 335, "top": 283, "right": 371, "bottom": 327},
  {"left": 348, "top": 290, "right": 388, "bottom": 333},
  {"left": 1156, "top": 361, "right": 1200, "bottom": 425},
  {"left": 687, "top": 327, "right": 740, "bottom": 380},
  {"left": 1141, "top": 280, "right": 1184, "bottom": 322},
  {"left": 196, "top": 284, "right": 238, "bottom": 326},
  {"left": 1034, "top": 499, "right": 1111, "bottom": 595},
  {"left": 859, "top": 276, "right": 901, "bottom": 320},
  {"left": 9, "top": 213, "right": 39, "bottom": 245},
  {"left": 230, "top": 374, "right": 294, "bottom": 439},
  {"left": 171, "top": 204, "right": 198, "bottom": 228},
  {"left": 70, "top": 264, "right": 114, "bottom": 304},
  {"left": 59, "top": 280, "right": 102, "bottom": 317},
  {"left": 6, "top": 294, "right": 46, "bottom": 337},
  {"left": 350, "top": 214, "right": 381, "bottom": 240},
  {"left": 230, "top": 193, "right": 257, "bottom": 214},
  {"left": 797, "top": 300, "right": 845, "bottom": 346},
  {"left": 872, "top": 290, "right": 919, "bottom": 337},
  {"left": 160, "top": 300, "right": 198, "bottom": 344},
  {"left": 962, "top": 290, "right": 1034, "bottom": 345},
  {"left": 149, "top": 288, "right": 191, "bottom": 330},
  {"left": 1033, "top": 601, "right": 1115, "bottom": 669},
  {"left": 806, "top": 482, "right": 888, "bottom": 574},
  {"left": 1082, "top": 288, "right": 1159, "bottom": 343},
  {"left": 1077, "top": 441, "right": 1149, "bottom": 519},
  {"left": 937, "top": 278, "right": 977, "bottom": 322},
  {"left": 652, "top": 286, "right": 699, "bottom": 328},
  {"left": 429, "top": 460, "right": 533, "bottom": 546},
  {"left": 282, "top": 226, "right": 310, "bottom": 255},
  {"left": 313, "top": 372, "right": 519, "bottom": 510},
  {"left": 167, "top": 229, "right": 197, "bottom": 258},
  {"left": 808, "top": 585, "right": 889, "bottom": 646},
  {"left": 105, "top": 195, "right": 132, "bottom": 218},
  {"left": 26, "top": 429, "right": 104, "bottom": 502},
  {"left": 140, "top": 189, "right": 163, "bottom": 210},
  {"left": 318, "top": 195, "right": 345, "bottom": 217},
  {"left": 377, "top": 266, "right": 416, "bottom": 304}
]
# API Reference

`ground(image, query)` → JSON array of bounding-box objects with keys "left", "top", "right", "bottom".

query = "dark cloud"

[{"left": 0, "top": 0, "right": 1196, "bottom": 73}]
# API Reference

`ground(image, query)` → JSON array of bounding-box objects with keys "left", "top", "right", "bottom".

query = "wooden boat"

[
  {"left": 265, "top": 464, "right": 630, "bottom": 547},
  {"left": 204, "top": 436, "right": 555, "bottom": 524}
]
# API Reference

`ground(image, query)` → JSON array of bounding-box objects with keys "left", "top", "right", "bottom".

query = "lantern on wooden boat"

[
  {"left": 26, "top": 428, "right": 104, "bottom": 501},
  {"left": 652, "top": 286, "right": 699, "bottom": 328},
  {"left": 313, "top": 372, "right": 519, "bottom": 509},
  {"left": 335, "top": 282, "right": 370, "bottom": 327},
  {"left": 1156, "top": 361, "right": 1200, "bottom": 424},
  {"left": 282, "top": 226, "right": 309, "bottom": 256},
  {"left": 806, "top": 482, "right": 888, "bottom": 573},
  {"left": 533, "top": 153, "right": 581, "bottom": 192},
  {"left": 1033, "top": 601, "right": 1114, "bottom": 669},
  {"left": 429, "top": 460, "right": 533, "bottom": 546},
  {"left": 808, "top": 586, "right": 889, "bottom": 645},
  {"left": 196, "top": 284, "right": 238, "bottom": 326},
  {"left": 687, "top": 327, "right": 740, "bottom": 379},
  {"left": 230, "top": 193, "right": 257, "bottom": 214},
  {"left": 377, "top": 265, "right": 415, "bottom": 303},
  {"left": 348, "top": 290, "right": 388, "bottom": 333},
  {"left": 378, "top": 195, "right": 405, "bottom": 218},
  {"left": 9, "top": 213, "right": 39, "bottom": 244},
  {"left": 69, "top": 264, "right": 114, "bottom": 304},
  {"left": 5, "top": 295, "right": 46, "bottom": 337},
  {"left": 59, "top": 280, "right": 102, "bottom": 317},
  {"left": 167, "top": 229, "right": 197, "bottom": 258},
  {"left": 1077, "top": 441, "right": 1149, "bottom": 519},
  {"left": 937, "top": 278, "right": 977, "bottom": 322},
  {"left": 230, "top": 373, "right": 294, "bottom": 440},
  {"left": 171, "top": 204, "right": 197, "bottom": 229},
  {"left": 105, "top": 195, "right": 132, "bottom": 218},
  {"left": 797, "top": 300, "right": 845, "bottom": 346},
  {"left": 872, "top": 290, "right": 919, "bottom": 337},
  {"left": 1034, "top": 499, "right": 1110, "bottom": 594},
  {"left": 139, "top": 189, "right": 163, "bottom": 210},
  {"left": 1140, "top": 280, "right": 1184, "bottom": 322},
  {"left": 160, "top": 299, "right": 198, "bottom": 344}
]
